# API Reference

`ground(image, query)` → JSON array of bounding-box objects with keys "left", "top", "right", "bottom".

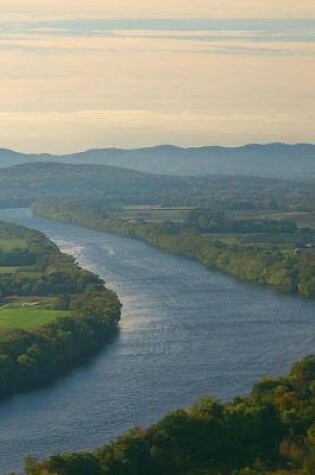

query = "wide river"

[{"left": 0, "top": 208, "right": 314, "bottom": 473}]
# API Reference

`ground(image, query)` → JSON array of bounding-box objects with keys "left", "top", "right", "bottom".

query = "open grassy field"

[
  {"left": 227, "top": 210, "right": 315, "bottom": 229},
  {"left": 0, "top": 267, "right": 40, "bottom": 280},
  {"left": 116, "top": 207, "right": 315, "bottom": 230},
  {"left": 116, "top": 206, "right": 192, "bottom": 223},
  {"left": 0, "top": 266, "right": 24, "bottom": 274},
  {"left": 0, "top": 265, "right": 37, "bottom": 274},
  {"left": 0, "top": 238, "right": 26, "bottom": 251},
  {"left": 0, "top": 308, "right": 69, "bottom": 330},
  {"left": 0, "top": 222, "right": 74, "bottom": 332},
  {"left": 4, "top": 296, "right": 59, "bottom": 309},
  {"left": 205, "top": 232, "right": 315, "bottom": 249},
  {"left": 112, "top": 207, "right": 315, "bottom": 251}
]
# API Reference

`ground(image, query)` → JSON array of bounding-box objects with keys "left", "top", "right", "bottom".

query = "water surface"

[{"left": 0, "top": 208, "right": 314, "bottom": 473}]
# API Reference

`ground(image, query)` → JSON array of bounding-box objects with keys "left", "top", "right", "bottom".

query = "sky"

[{"left": 0, "top": 1, "right": 314, "bottom": 153}]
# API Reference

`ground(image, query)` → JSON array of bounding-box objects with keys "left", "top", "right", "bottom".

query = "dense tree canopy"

[
  {"left": 20, "top": 355, "right": 315, "bottom": 475},
  {"left": 0, "top": 220, "right": 121, "bottom": 399},
  {"left": 33, "top": 202, "right": 315, "bottom": 298},
  {"left": 0, "top": 162, "right": 314, "bottom": 211}
]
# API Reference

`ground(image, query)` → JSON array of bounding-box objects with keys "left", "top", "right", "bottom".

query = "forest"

[
  {"left": 0, "top": 220, "right": 121, "bottom": 399},
  {"left": 0, "top": 162, "right": 314, "bottom": 212},
  {"left": 0, "top": 161, "right": 314, "bottom": 473},
  {"left": 17, "top": 355, "right": 315, "bottom": 475},
  {"left": 32, "top": 201, "right": 315, "bottom": 298}
]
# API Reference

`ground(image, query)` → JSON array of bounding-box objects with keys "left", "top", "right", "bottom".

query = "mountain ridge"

[{"left": 0, "top": 143, "right": 314, "bottom": 180}]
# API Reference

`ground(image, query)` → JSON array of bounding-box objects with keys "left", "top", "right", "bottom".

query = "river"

[{"left": 0, "top": 208, "right": 314, "bottom": 473}]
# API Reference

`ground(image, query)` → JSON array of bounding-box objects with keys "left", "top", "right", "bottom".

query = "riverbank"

[
  {"left": 17, "top": 355, "right": 315, "bottom": 475},
  {"left": 0, "top": 219, "right": 121, "bottom": 400},
  {"left": 0, "top": 208, "right": 314, "bottom": 473},
  {"left": 32, "top": 202, "right": 315, "bottom": 298}
]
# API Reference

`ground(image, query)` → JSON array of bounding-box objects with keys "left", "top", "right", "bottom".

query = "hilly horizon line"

[
  {"left": 0, "top": 142, "right": 314, "bottom": 157},
  {"left": 0, "top": 142, "right": 314, "bottom": 181}
]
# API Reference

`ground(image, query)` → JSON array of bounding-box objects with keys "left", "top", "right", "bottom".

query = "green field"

[
  {"left": 0, "top": 266, "right": 23, "bottom": 274},
  {"left": 0, "top": 308, "right": 69, "bottom": 330},
  {"left": 0, "top": 265, "right": 37, "bottom": 274},
  {"left": 4, "top": 296, "right": 58, "bottom": 308},
  {"left": 117, "top": 206, "right": 191, "bottom": 223},
  {"left": 113, "top": 207, "right": 315, "bottom": 251},
  {"left": 227, "top": 210, "right": 315, "bottom": 229},
  {"left": 116, "top": 207, "right": 315, "bottom": 230},
  {"left": 0, "top": 238, "right": 26, "bottom": 251},
  {"left": 204, "top": 232, "right": 315, "bottom": 250}
]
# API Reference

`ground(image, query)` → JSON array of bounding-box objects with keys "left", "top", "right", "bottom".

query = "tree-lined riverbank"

[
  {"left": 0, "top": 219, "right": 121, "bottom": 400},
  {"left": 19, "top": 355, "right": 315, "bottom": 475},
  {"left": 33, "top": 202, "right": 315, "bottom": 298},
  {"left": 0, "top": 209, "right": 314, "bottom": 474}
]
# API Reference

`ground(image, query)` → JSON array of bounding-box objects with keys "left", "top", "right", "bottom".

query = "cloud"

[
  {"left": 0, "top": 8, "right": 313, "bottom": 151},
  {"left": 0, "top": 29, "right": 313, "bottom": 150},
  {"left": 1, "top": 108, "right": 314, "bottom": 154},
  {"left": 1, "top": 18, "right": 315, "bottom": 37},
  {"left": 0, "top": 19, "right": 314, "bottom": 57},
  {"left": 1, "top": 0, "right": 315, "bottom": 20}
]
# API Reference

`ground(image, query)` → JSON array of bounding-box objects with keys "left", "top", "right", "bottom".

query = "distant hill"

[
  {"left": 0, "top": 143, "right": 314, "bottom": 181},
  {"left": 0, "top": 148, "right": 53, "bottom": 169},
  {"left": 0, "top": 143, "right": 315, "bottom": 180},
  {"left": 0, "top": 162, "right": 314, "bottom": 211},
  {"left": 0, "top": 162, "right": 184, "bottom": 207},
  {"left": 61, "top": 143, "right": 315, "bottom": 181}
]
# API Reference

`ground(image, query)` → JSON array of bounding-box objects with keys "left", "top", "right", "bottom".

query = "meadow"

[
  {"left": 114, "top": 206, "right": 315, "bottom": 230},
  {"left": 112, "top": 206, "right": 315, "bottom": 252},
  {"left": 0, "top": 221, "right": 81, "bottom": 332},
  {"left": 115, "top": 205, "right": 191, "bottom": 223},
  {"left": 0, "top": 238, "right": 26, "bottom": 251},
  {"left": 0, "top": 219, "right": 122, "bottom": 399},
  {"left": 0, "top": 308, "right": 69, "bottom": 330}
]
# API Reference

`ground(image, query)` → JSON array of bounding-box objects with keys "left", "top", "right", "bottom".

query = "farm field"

[
  {"left": 0, "top": 238, "right": 26, "bottom": 251},
  {"left": 112, "top": 207, "right": 315, "bottom": 251},
  {"left": 0, "top": 308, "right": 69, "bottom": 330},
  {"left": 115, "top": 207, "right": 315, "bottom": 230},
  {"left": 116, "top": 206, "right": 192, "bottom": 223},
  {"left": 203, "top": 232, "right": 315, "bottom": 249},
  {"left": 0, "top": 217, "right": 122, "bottom": 403},
  {"left": 0, "top": 266, "right": 26, "bottom": 274},
  {"left": 0, "top": 220, "right": 79, "bottom": 334},
  {"left": 0, "top": 266, "right": 39, "bottom": 276},
  {"left": 227, "top": 210, "right": 315, "bottom": 229}
]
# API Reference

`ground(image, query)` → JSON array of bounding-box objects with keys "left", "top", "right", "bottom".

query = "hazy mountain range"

[{"left": 0, "top": 143, "right": 314, "bottom": 181}]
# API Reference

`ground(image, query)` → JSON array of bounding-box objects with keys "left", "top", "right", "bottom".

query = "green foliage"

[
  {"left": 186, "top": 209, "right": 299, "bottom": 234},
  {"left": 0, "top": 220, "right": 121, "bottom": 399},
  {"left": 33, "top": 203, "right": 315, "bottom": 299},
  {"left": 1, "top": 161, "right": 315, "bottom": 211},
  {"left": 22, "top": 356, "right": 315, "bottom": 475}
]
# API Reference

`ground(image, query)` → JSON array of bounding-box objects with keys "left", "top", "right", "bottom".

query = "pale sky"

[{"left": 0, "top": 1, "right": 314, "bottom": 153}]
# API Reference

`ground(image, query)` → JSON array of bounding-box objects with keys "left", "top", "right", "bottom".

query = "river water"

[{"left": 0, "top": 208, "right": 314, "bottom": 473}]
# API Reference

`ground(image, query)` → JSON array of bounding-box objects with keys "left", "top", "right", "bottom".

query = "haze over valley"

[
  {"left": 0, "top": 1, "right": 314, "bottom": 474},
  {"left": 0, "top": 143, "right": 314, "bottom": 181}
]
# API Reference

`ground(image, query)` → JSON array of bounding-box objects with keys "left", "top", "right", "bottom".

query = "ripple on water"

[{"left": 0, "top": 208, "right": 313, "bottom": 474}]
